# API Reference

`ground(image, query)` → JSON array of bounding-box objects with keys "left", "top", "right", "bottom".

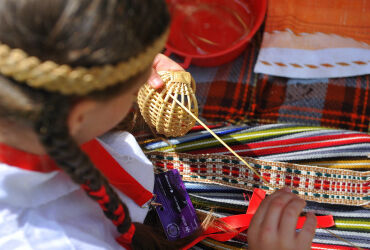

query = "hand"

[
  {"left": 248, "top": 188, "right": 317, "bottom": 250},
  {"left": 148, "top": 53, "right": 184, "bottom": 89}
]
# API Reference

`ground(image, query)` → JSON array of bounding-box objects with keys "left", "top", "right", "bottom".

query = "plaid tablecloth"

[{"left": 186, "top": 29, "right": 370, "bottom": 133}]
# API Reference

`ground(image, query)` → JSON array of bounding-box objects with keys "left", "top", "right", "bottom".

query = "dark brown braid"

[
  {"left": 0, "top": 0, "right": 203, "bottom": 248},
  {"left": 34, "top": 93, "right": 136, "bottom": 231}
]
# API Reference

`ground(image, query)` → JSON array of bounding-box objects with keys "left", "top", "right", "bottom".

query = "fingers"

[
  {"left": 248, "top": 188, "right": 315, "bottom": 250},
  {"left": 278, "top": 197, "right": 306, "bottom": 240},
  {"left": 249, "top": 187, "right": 291, "bottom": 230},
  {"left": 257, "top": 189, "right": 300, "bottom": 247},
  {"left": 248, "top": 188, "right": 293, "bottom": 247},
  {"left": 148, "top": 54, "right": 184, "bottom": 89},
  {"left": 152, "top": 53, "right": 184, "bottom": 71},
  {"left": 262, "top": 189, "right": 300, "bottom": 234},
  {"left": 147, "top": 68, "right": 164, "bottom": 89},
  {"left": 297, "top": 212, "right": 317, "bottom": 248}
]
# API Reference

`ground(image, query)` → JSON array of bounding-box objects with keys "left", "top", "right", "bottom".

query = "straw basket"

[{"left": 137, "top": 71, "right": 198, "bottom": 137}]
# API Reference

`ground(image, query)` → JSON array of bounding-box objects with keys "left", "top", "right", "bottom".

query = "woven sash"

[{"left": 146, "top": 152, "right": 369, "bottom": 207}]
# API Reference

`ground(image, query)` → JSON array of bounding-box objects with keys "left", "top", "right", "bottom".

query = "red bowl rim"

[{"left": 165, "top": 0, "right": 267, "bottom": 59}]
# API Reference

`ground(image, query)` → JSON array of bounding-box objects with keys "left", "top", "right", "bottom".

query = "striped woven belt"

[{"left": 147, "top": 151, "right": 369, "bottom": 207}]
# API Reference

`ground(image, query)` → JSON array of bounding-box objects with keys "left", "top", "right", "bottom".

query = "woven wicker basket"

[{"left": 137, "top": 71, "right": 198, "bottom": 137}]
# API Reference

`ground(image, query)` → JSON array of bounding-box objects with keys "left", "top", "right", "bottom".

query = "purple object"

[{"left": 153, "top": 169, "right": 200, "bottom": 241}]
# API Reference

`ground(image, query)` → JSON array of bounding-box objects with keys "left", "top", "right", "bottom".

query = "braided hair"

[{"left": 0, "top": 0, "right": 200, "bottom": 249}]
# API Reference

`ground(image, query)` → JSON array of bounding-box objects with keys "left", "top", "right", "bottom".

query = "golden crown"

[{"left": 0, "top": 30, "right": 168, "bottom": 95}]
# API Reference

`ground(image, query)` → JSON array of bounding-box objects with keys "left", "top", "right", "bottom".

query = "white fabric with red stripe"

[{"left": 0, "top": 131, "right": 153, "bottom": 249}]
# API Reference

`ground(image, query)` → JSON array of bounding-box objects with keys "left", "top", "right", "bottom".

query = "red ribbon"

[
  {"left": 183, "top": 188, "right": 334, "bottom": 249},
  {"left": 0, "top": 140, "right": 154, "bottom": 207},
  {"left": 116, "top": 223, "right": 136, "bottom": 250},
  {"left": 0, "top": 143, "right": 59, "bottom": 172},
  {"left": 82, "top": 139, "right": 153, "bottom": 207}
]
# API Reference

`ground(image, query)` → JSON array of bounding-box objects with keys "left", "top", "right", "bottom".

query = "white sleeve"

[{"left": 98, "top": 131, "right": 155, "bottom": 223}]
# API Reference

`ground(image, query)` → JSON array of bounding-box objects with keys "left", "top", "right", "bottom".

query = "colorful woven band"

[
  {"left": 0, "top": 29, "right": 168, "bottom": 95},
  {"left": 146, "top": 152, "right": 369, "bottom": 207}
]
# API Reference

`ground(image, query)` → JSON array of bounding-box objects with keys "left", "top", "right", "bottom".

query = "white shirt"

[{"left": 0, "top": 132, "right": 154, "bottom": 250}]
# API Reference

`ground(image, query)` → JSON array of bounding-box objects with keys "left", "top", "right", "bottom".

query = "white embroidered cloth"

[{"left": 254, "top": 0, "right": 370, "bottom": 78}]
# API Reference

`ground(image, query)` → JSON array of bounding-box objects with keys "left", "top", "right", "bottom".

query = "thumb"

[{"left": 147, "top": 68, "right": 164, "bottom": 89}]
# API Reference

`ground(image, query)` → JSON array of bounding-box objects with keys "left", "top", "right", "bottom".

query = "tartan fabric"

[{"left": 188, "top": 30, "right": 370, "bottom": 133}]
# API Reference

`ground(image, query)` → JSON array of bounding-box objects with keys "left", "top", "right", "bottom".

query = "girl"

[{"left": 0, "top": 0, "right": 316, "bottom": 249}]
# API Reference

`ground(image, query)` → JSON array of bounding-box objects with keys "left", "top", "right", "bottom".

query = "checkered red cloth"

[{"left": 187, "top": 30, "right": 370, "bottom": 133}]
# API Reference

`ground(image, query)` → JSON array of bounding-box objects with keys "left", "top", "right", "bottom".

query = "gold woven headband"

[{"left": 0, "top": 29, "right": 169, "bottom": 95}]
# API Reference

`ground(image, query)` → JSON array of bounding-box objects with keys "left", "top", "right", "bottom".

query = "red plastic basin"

[{"left": 165, "top": 0, "right": 267, "bottom": 68}]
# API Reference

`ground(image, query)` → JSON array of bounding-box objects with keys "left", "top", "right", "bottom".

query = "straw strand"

[{"left": 169, "top": 93, "right": 271, "bottom": 187}]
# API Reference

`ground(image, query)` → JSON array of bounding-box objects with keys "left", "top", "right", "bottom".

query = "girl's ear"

[{"left": 67, "top": 99, "right": 97, "bottom": 138}]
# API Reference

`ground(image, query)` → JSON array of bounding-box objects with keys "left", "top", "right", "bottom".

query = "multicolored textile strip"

[
  {"left": 142, "top": 124, "right": 370, "bottom": 171},
  {"left": 187, "top": 29, "right": 370, "bottom": 132},
  {"left": 147, "top": 151, "right": 369, "bottom": 207},
  {"left": 185, "top": 183, "right": 370, "bottom": 249}
]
